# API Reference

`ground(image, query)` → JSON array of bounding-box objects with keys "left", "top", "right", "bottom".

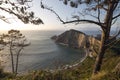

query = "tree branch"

[
  {"left": 97, "top": 1, "right": 101, "bottom": 24},
  {"left": 109, "top": 29, "right": 120, "bottom": 41},
  {"left": 0, "top": 15, "right": 10, "bottom": 23},
  {"left": 0, "top": 7, "right": 19, "bottom": 19},
  {"left": 102, "top": 7, "right": 108, "bottom": 11},
  {"left": 62, "top": 19, "right": 102, "bottom": 26},
  {"left": 17, "top": 0, "right": 33, "bottom": 5},
  {"left": 112, "top": 13, "right": 120, "bottom": 20},
  {"left": 41, "top": 1, "right": 104, "bottom": 28},
  {"left": 112, "top": 18, "right": 117, "bottom": 25}
]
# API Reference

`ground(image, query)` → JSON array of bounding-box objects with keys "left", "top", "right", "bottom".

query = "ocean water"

[{"left": 2, "top": 30, "right": 85, "bottom": 73}]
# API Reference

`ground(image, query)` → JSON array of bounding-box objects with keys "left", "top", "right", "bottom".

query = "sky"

[{"left": 0, "top": 0, "right": 119, "bottom": 31}]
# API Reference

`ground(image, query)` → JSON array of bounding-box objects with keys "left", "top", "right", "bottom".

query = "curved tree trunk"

[
  {"left": 93, "top": 2, "right": 114, "bottom": 75},
  {"left": 93, "top": 22, "right": 111, "bottom": 75},
  {"left": 93, "top": 31, "right": 108, "bottom": 74}
]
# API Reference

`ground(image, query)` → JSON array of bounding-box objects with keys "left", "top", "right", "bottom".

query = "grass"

[
  {"left": 0, "top": 47, "right": 120, "bottom": 80},
  {"left": 0, "top": 68, "right": 14, "bottom": 80},
  {"left": 91, "top": 71, "right": 107, "bottom": 80}
]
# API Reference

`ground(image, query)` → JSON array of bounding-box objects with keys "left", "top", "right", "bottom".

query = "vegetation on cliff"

[
  {"left": 0, "top": 29, "right": 119, "bottom": 80},
  {"left": 52, "top": 29, "right": 100, "bottom": 50},
  {"left": 41, "top": 0, "right": 120, "bottom": 75},
  {"left": 0, "top": 42, "right": 120, "bottom": 80}
]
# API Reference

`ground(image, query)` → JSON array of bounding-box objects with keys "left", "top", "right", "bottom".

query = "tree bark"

[
  {"left": 93, "top": 2, "right": 114, "bottom": 75},
  {"left": 93, "top": 31, "right": 108, "bottom": 74},
  {"left": 15, "top": 49, "right": 22, "bottom": 75},
  {"left": 10, "top": 46, "right": 14, "bottom": 73},
  {"left": 15, "top": 54, "right": 19, "bottom": 75}
]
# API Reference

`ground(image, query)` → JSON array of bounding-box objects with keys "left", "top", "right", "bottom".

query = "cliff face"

[{"left": 52, "top": 29, "right": 100, "bottom": 49}]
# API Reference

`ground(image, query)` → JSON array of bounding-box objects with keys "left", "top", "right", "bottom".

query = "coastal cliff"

[{"left": 52, "top": 29, "right": 100, "bottom": 50}]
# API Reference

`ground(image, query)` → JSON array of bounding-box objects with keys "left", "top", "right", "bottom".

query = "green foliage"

[
  {"left": 0, "top": 68, "right": 13, "bottom": 79},
  {"left": 42, "top": 0, "right": 120, "bottom": 75},
  {"left": 110, "top": 40, "right": 120, "bottom": 55},
  {"left": 3, "top": 57, "right": 94, "bottom": 80},
  {"left": 0, "top": 0, "right": 43, "bottom": 24},
  {"left": 91, "top": 50, "right": 120, "bottom": 80},
  {"left": 0, "top": 47, "right": 120, "bottom": 80},
  {"left": 61, "top": 0, "right": 114, "bottom": 8},
  {"left": 15, "top": 50, "right": 120, "bottom": 80},
  {"left": 0, "top": 30, "right": 30, "bottom": 74},
  {"left": 0, "top": 67, "right": 4, "bottom": 78}
]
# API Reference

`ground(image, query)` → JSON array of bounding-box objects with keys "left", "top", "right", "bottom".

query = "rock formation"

[
  {"left": 51, "top": 35, "right": 57, "bottom": 40},
  {"left": 51, "top": 29, "right": 100, "bottom": 50}
]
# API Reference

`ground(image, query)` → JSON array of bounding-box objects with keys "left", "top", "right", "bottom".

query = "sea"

[
  {"left": 1, "top": 30, "right": 86, "bottom": 73},
  {"left": 1, "top": 30, "right": 118, "bottom": 73}
]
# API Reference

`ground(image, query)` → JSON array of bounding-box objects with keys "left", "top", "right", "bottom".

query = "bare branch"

[
  {"left": 112, "top": 1, "right": 119, "bottom": 11},
  {"left": 0, "top": 15, "right": 10, "bottom": 23},
  {"left": 102, "top": 7, "right": 108, "bottom": 11},
  {"left": 112, "top": 18, "right": 117, "bottom": 25},
  {"left": 62, "top": 19, "right": 103, "bottom": 26},
  {"left": 41, "top": 4, "right": 64, "bottom": 24},
  {"left": 17, "top": 0, "right": 33, "bottom": 5},
  {"left": 41, "top": 1, "right": 104, "bottom": 28},
  {"left": 112, "top": 13, "right": 120, "bottom": 20},
  {"left": 97, "top": 1, "right": 101, "bottom": 24},
  {"left": 0, "top": 7, "right": 19, "bottom": 18},
  {"left": 109, "top": 30, "right": 120, "bottom": 41},
  {"left": 84, "top": 12, "right": 98, "bottom": 19}
]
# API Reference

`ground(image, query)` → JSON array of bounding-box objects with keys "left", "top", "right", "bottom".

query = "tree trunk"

[
  {"left": 15, "top": 48, "right": 22, "bottom": 75},
  {"left": 10, "top": 47, "right": 14, "bottom": 73},
  {"left": 93, "top": 25, "right": 111, "bottom": 75},
  {"left": 15, "top": 54, "right": 19, "bottom": 75},
  {"left": 93, "top": 2, "right": 115, "bottom": 75},
  {"left": 15, "top": 52, "right": 20, "bottom": 75},
  {"left": 93, "top": 31, "right": 107, "bottom": 74}
]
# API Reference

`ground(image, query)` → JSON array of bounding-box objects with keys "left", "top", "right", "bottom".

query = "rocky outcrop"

[
  {"left": 52, "top": 29, "right": 100, "bottom": 50},
  {"left": 51, "top": 35, "right": 57, "bottom": 40}
]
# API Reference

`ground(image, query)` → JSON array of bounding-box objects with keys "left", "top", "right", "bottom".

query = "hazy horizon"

[{"left": 0, "top": 0, "right": 119, "bottom": 31}]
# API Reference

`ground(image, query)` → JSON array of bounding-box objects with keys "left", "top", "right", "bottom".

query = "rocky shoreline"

[
  {"left": 50, "top": 29, "right": 100, "bottom": 70},
  {"left": 51, "top": 29, "right": 100, "bottom": 56}
]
